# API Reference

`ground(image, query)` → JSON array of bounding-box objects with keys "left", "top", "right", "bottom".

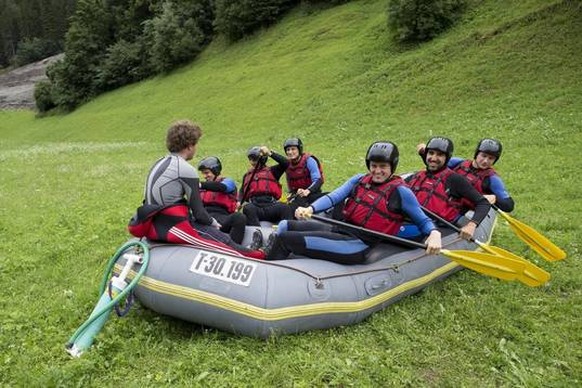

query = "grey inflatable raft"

[{"left": 121, "top": 211, "right": 496, "bottom": 338}]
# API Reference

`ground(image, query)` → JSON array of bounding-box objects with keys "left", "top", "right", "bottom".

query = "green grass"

[{"left": 1, "top": 0, "right": 581, "bottom": 385}]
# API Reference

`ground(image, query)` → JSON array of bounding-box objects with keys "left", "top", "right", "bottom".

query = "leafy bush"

[
  {"left": 387, "top": 0, "right": 466, "bottom": 43},
  {"left": 11, "top": 38, "right": 62, "bottom": 67},
  {"left": 44, "top": 58, "right": 78, "bottom": 110},
  {"left": 214, "top": 0, "right": 298, "bottom": 41},
  {"left": 34, "top": 80, "right": 57, "bottom": 112},
  {"left": 97, "top": 39, "right": 149, "bottom": 90}
]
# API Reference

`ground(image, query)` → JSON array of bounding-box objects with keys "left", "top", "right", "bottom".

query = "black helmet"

[
  {"left": 198, "top": 156, "right": 222, "bottom": 176},
  {"left": 424, "top": 136, "right": 454, "bottom": 165},
  {"left": 283, "top": 137, "right": 303, "bottom": 154},
  {"left": 474, "top": 138, "right": 502, "bottom": 163},
  {"left": 247, "top": 146, "right": 267, "bottom": 166},
  {"left": 365, "top": 141, "right": 399, "bottom": 172}
]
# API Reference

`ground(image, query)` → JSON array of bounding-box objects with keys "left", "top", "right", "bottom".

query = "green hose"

[{"left": 66, "top": 240, "right": 150, "bottom": 347}]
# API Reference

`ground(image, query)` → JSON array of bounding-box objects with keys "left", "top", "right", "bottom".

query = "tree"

[
  {"left": 0, "top": 0, "right": 75, "bottom": 68},
  {"left": 97, "top": 39, "right": 148, "bottom": 90},
  {"left": 146, "top": 0, "right": 214, "bottom": 73},
  {"left": 50, "top": 0, "right": 114, "bottom": 108}
]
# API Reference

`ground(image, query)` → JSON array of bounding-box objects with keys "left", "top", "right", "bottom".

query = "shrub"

[
  {"left": 387, "top": 0, "right": 466, "bottom": 43},
  {"left": 214, "top": 0, "right": 298, "bottom": 41},
  {"left": 12, "top": 38, "right": 62, "bottom": 67},
  {"left": 34, "top": 80, "right": 57, "bottom": 112}
]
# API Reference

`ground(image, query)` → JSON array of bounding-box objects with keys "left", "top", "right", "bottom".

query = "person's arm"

[
  {"left": 448, "top": 157, "right": 464, "bottom": 169},
  {"left": 394, "top": 187, "right": 441, "bottom": 254},
  {"left": 416, "top": 143, "right": 426, "bottom": 162},
  {"left": 269, "top": 151, "right": 289, "bottom": 181},
  {"left": 304, "top": 156, "right": 323, "bottom": 193},
  {"left": 182, "top": 176, "right": 215, "bottom": 225},
  {"left": 484, "top": 175, "right": 515, "bottom": 212},
  {"left": 200, "top": 181, "right": 227, "bottom": 192},
  {"left": 311, "top": 174, "right": 362, "bottom": 213},
  {"left": 396, "top": 186, "right": 438, "bottom": 235},
  {"left": 295, "top": 174, "right": 362, "bottom": 218},
  {"left": 447, "top": 174, "right": 491, "bottom": 239}
]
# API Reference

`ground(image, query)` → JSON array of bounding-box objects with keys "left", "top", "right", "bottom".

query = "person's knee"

[
  {"left": 277, "top": 220, "right": 289, "bottom": 234},
  {"left": 231, "top": 212, "right": 246, "bottom": 225}
]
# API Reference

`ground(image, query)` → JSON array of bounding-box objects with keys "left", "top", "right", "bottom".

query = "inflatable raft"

[{"left": 118, "top": 210, "right": 497, "bottom": 338}]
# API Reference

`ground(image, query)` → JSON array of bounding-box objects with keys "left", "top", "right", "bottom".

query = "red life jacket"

[
  {"left": 199, "top": 177, "right": 238, "bottom": 213},
  {"left": 407, "top": 168, "right": 464, "bottom": 222},
  {"left": 453, "top": 159, "right": 496, "bottom": 194},
  {"left": 286, "top": 153, "right": 324, "bottom": 191},
  {"left": 242, "top": 166, "right": 282, "bottom": 201},
  {"left": 453, "top": 160, "right": 496, "bottom": 210},
  {"left": 342, "top": 175, "right": 405, "bottom": 235}
]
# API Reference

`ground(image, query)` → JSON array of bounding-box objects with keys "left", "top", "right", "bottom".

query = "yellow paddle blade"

[
  {"left": 478, "top": 244, "right": 550, "bottom": 287},
  {"left": 441, "top": 249, "right": 525, "bottom": 282},
  {"left": 498, "top": 210, "right": 567, "bottom": 261}
]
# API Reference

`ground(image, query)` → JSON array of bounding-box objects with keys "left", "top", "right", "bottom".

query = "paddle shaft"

[
  {"left": 421, "top": 206, "right": 503, "bottom": 253},
  {"left": 310, "top": 214, "right": 426, "bottom": 250},
  {"left": 419, "top": 206, "right": 483, "bottom": 242},
  {"left": 310, "top": 214, "right": 541, "bottom": 284}
]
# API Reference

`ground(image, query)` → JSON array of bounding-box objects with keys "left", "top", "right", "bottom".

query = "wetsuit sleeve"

[
  {"left": 484, "top": 175, "right": 514, "bottom": 212},
  {"left": 448, "top": 157, "right": 464, "bottom": 169},
  {"left": 183, "top": 176, "right": 214, "bottom": 225},
  {"left": 395, "top": 186, "right": 437, "bottom": 235},
  {"left": 200, "top": 181, "right": 227, "bottom": 192},
  {"left": 221, "top": 177, "right": 237, "bottom": 193},
  {"left": 269, "top": 152, "right": 289, "bottom": 181},
  {"left": 305, "top": 156, "right": 323, "bottom": 192},
  {"left": 311, "top": 174, "right": 364, "bottom": 213},
  {"left": 447, "top": 174, "right": 491, "bottom": 225}
]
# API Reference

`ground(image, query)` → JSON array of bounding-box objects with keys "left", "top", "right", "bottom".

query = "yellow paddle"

[
  {"left": 310, "top": 215, "right": 528, "bottom": 285},
  {"left": 493, "top": 205, "right": 566, "bottom": 262},
  {"left": 419, "top": 206, "right": 550, "bottom": 287}
]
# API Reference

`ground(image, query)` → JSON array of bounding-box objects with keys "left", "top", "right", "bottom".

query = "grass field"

[{"left": 0, "top": 0, "right": 581, "bottom": 385}]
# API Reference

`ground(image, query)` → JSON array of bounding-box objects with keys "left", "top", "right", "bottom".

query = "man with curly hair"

[{"left": 128, "top": 120, "right": 265, "bottom": 259}]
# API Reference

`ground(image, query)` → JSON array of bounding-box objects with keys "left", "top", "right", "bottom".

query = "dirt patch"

[{"left": 0, "top": 54, "right": 63, "bottom": 110}]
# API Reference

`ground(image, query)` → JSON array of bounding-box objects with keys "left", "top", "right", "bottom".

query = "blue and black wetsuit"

[
  {"left": 266, "top": 174, "right": 437, "bottom": 264},
  {"left": 448, "top": 157, "right": 514, "bottom": 212}
]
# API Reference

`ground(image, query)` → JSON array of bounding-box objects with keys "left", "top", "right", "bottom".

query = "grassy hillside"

[{"left": 1, "top": 0, "right": 580, "bottom": 385}]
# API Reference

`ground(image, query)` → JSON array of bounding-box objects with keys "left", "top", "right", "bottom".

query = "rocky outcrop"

[{"left": 0, "top": 54, "right": 63, "bottom": 110}]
